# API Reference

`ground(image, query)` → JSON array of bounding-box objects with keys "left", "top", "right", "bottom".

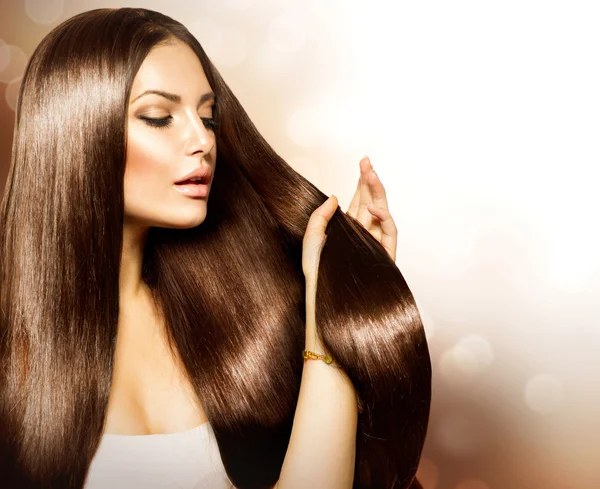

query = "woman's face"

[{"left": 124, "top": 39, "right": 217, "bottom": 230}]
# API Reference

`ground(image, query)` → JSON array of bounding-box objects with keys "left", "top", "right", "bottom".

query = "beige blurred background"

[{"left": 1, "top": 0, "right": 598, "bottom": 488}]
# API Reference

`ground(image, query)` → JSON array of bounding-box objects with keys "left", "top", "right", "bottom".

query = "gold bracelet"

[{"left": 302, "top": 349, "right": 341, "bottom": 368}]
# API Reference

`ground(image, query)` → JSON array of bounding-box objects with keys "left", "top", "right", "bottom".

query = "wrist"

[
  {"left": 304, "top": 275, "right": 317, "bottom": 298},
  {"left": 305, "top": 330, "right": 327, "bottom": 352}
]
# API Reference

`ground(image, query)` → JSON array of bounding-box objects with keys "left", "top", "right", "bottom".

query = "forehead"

[{"left": 130, "top": 39, "right": 211, "bottom": 98}]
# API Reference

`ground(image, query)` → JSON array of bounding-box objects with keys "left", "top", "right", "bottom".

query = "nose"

[{"left": 184, "top": 112, "right": 215, "bottom": 157}]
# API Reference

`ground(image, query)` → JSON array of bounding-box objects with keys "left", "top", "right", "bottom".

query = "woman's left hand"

[
  {"left": 346, "top": 156, "right": 397, "bottom": 262},
  {"left": 302, "top": 156, "right": 398, "bottom": 283}
]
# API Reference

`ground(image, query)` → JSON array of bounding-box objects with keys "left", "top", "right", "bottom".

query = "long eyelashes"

[{"left": 139, "top": 116, "right": 218, "bottom": 131}]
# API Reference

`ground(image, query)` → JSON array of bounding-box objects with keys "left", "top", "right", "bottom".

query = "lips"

[
  {"left": 174, "top": 166, "right": 212, "bottom": 198},
  {"left": 174, "top": 181, "right": 209, "bottom": 198},
  {"left": 174, "top": 166, "right": 212, "bottom": 185}
]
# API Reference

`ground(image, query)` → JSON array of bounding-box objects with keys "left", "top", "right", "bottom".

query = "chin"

[
  {"left": 173, "top": 217, "right": 207, "bottom": 230},
  {"left": 162, "top": 209, "right": 208, "bottom": 230}
]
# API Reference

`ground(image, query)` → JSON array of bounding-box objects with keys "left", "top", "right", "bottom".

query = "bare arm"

[
  {"left": 272, "top": 156, "right": 393, "bottom": 488},
  {"left": 273, "top": 277, "right": 358, "bottom": 489}
]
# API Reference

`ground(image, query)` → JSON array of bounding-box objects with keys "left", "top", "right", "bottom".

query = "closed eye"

[
  {"left": 201, "top": 118, "right": 218, "bottom": 131},
  {"left": 139, "top": 116, "right": 218, "bottom": 131},
  {"left": 140, "top": 116, "right": 172, "bottom": 129}
]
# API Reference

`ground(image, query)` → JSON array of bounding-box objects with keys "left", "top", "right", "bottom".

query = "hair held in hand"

[{"left": 0, "top": 8, "right": 431, "bottom": 489}]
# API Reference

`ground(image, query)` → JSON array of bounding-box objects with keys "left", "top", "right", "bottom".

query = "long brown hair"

[{"left": 0, "top": 8, "right": 431, "bottom": 489}]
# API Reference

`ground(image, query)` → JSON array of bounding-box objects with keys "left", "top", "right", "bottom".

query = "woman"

[{"left": 0, "top": 7, "right": 431, "bottom": 489}]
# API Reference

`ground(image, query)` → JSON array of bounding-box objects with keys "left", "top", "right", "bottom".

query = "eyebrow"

[{"left": 131, "top": 89, "right": 215, "bottom": 105}]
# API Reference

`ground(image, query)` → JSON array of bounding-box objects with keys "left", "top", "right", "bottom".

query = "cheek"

[
  {"left": 125, "top": 128, "right": 177, "bottom": 189},
  {"left": 126, "top": 128, "right": 172, "bottom": 175},
  {"left": 124, "top": 129, "right": 176, "bottom": 211}
]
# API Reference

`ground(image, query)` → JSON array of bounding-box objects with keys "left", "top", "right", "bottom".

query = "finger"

[
  {"left": 356, "top": 156, "right": 375, "bottom": 229},
  {"left": 303, "top": 195, "right": 339, "bottom": 279},
  {"left": 368, "top": 169, "right": 389, "bottom": 210},
  {"left": 304, "top": 195, "right": 338, "bottom": 239},
  {"left": 367, "top": 203, "right": 397, "bottom": 261},
  {"left": 347, "top": 155, "right": 370, "bottom": 217}
]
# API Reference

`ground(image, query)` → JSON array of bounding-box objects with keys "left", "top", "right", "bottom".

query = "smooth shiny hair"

[{"left": 0, "top": 8, "right": 431, "bottom": 489}]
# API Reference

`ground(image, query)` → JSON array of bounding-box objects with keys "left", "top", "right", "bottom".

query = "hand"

[
  {"left": 346, "top": 156, "right": 397, "bottom": 262},
  {"left": 302, "top": 193, "right": 339, "bottom": 353},
  {"left": 302, "top": 194, "right": 339, "bottom": 282}
]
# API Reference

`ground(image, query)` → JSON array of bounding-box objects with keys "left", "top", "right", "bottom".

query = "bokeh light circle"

[
  {"left": 5, "top": 76, "right": 22, "bottom": 111},
  {"left": 455, "top": 334, "right": 494, "bottom": 369},
  {"left": 524, "top": 373, "right": 565, "bottom": 414},
  {"left": 0, "top": 44, "right": 27, "bottom": 84},
  {"left": 25, "top": 0, "right": 64, "bottom": 25},
  {"left": 439, "top": 334, "right": 494, "bottom": 385},
  {"left": 415, "top": 457, "right": 439, "bottom": 489},
  {"left": 0, "top": 39, "right": 10, "bottom": 73}
]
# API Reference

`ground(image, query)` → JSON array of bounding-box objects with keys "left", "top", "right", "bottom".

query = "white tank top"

[{"left": 84, "top": 422, "right": 234, "bottom": 489}]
